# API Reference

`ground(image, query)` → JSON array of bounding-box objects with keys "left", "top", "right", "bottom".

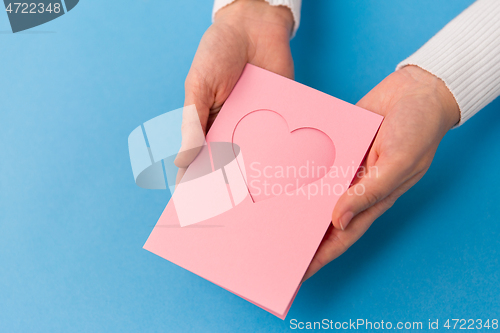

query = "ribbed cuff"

[
  {"left": 212, "top": 0, "right": 301, "bottom": 38},
  {"left": 396, "top": 0, "right": 500, "bottom": 127}
]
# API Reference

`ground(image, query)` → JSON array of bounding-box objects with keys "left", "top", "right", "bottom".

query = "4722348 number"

[
  {"left": 444, "top": 319, "right": 498, "bottom": 330},
  {"left": 5, "top": 3, "right": 61, "bottom": 14}
]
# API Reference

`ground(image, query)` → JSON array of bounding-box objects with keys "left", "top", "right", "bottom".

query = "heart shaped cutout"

[{"left": 232, "top": 110, "right": 335, "bottom": 202}]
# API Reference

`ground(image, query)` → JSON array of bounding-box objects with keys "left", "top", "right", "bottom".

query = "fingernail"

[{"left": 339, "top": 211, "right": 354, "bottom": 230}]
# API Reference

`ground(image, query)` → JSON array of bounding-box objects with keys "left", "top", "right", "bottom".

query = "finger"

[
  {"left": 175, "top": 167, "right": 187, "bottom": 187},
  {"left": 174, "top": 81, "right": 213, "bottom": 169},
  {"left": 331, "top": 155, "right": 414, "bottom": 231},
  {"left": 303, "top": 171, "right": 425, "bottom": 282},
  {"left": 303, "top": 187, "right": 397, "bottom": 282},
  {"left": 302, "top": 202, "right": 385, "bottom": 282}
]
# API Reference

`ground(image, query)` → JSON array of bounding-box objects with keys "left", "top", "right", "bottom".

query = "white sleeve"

[
  {"left": 396, "top": 0, "right": 500, "bottom": 126},
  {"left": 212, "top": 0, "right": 302, "bottom": 38}
]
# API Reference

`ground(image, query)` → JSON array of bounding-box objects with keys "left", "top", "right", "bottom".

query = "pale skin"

[{"left": 179, "top": 0, "right": 460, "bottom": 281}]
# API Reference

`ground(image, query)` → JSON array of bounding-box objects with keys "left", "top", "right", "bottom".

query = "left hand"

[{"left": 303, "top": 65, "right": 460, "bottom": 281}]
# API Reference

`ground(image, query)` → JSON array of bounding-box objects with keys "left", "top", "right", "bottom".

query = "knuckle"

[
  {"left": 185, "top": 69, "right": 206, "bottom": 91},
  {"left": 363, "top": 190, "right": 381, "bottom": 209},
  {"left": 184, "top": 74, "right": 199, "bottom": 91},
  {"left": 323, "top": 229, "right": 349, "bottom": 257},
  {"left": 331, "top": 231, "right": 349, "bottom": 254},
  {"left": 383, "top": 196, "right": 397, "bottom": 210}
]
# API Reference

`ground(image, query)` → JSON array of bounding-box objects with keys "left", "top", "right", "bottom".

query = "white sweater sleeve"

[
  {"left": 396, "top": 0, "right": 500, "bottom": 126},
  {"left": 212, "top": 0, "right": 302, "bottom": 38}
]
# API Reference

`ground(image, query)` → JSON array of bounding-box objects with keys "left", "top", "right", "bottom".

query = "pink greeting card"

[{"left": 143, "top": 64, "right": 383, "bottom": 319}]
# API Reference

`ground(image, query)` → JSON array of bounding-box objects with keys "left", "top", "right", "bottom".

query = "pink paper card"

[{"left": 143, "top": 64, "right": 383, "bottom": 319}]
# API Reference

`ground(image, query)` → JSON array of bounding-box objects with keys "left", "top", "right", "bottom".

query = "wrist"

[
  {"left": 214, "top": 0, "right": 294, "bottom": 37},
  {"left": 400, "top": 65, "right": 460, "bottom": 130}
]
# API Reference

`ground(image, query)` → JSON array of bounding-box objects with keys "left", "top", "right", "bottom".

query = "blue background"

[{"left": 1, "top": 0, "right": 498, "bottom": 332}]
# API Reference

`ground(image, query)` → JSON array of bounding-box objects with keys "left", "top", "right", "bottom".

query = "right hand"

[{"left": 175, "top": 0, "right": 295, "bottom": 171}]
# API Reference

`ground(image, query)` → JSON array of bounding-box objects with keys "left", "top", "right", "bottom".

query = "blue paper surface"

[{"left": 1, "top": 0, "right": 499, "bottom": 332}]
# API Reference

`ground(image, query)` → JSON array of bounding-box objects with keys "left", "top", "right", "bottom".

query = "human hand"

[
  {"left": 303, "top": 65, "right": 460, "bottom": 281},
  {"left": 175, "top": 0, "right": 295, "bottom": 170}
]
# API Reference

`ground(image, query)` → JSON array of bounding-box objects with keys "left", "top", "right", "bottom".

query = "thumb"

[
  {"left": 174, "top": 85, "right": 213, "bottom": 169},
  {"left": 331, "top": 156, "right": 413, "bottom": 230}
]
